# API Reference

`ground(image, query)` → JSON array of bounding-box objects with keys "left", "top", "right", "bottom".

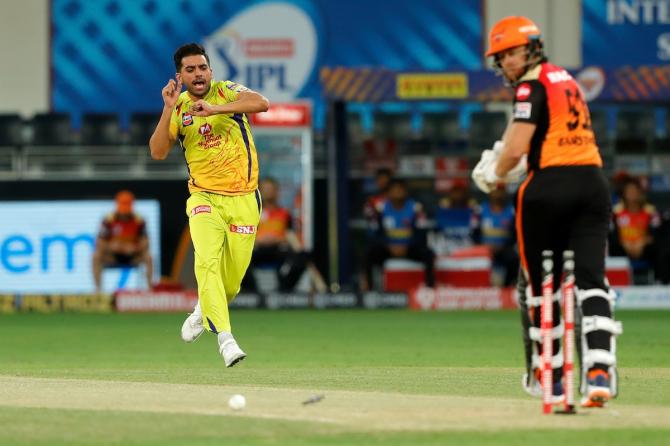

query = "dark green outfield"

[{"left": 1, "top": 310, "right": 669, "bottom": 445}]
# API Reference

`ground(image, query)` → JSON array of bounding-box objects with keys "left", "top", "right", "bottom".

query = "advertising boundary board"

[{"left": 2, "top": 286, "right": 669, "bottom": 313}]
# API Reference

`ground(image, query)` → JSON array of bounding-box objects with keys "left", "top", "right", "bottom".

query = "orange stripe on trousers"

[{"left": 515, "top": 171, "right": 534, "bottom": 288}]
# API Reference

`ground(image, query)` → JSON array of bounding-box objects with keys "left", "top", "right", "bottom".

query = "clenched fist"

[{"left": 189, "top": 100, "right": 216, "bottom": 117}]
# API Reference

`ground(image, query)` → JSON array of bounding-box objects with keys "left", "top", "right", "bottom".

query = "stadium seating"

[
  {"left": 0, "top": 114, "right": 24, "bottom": 146},
  {"left": 373, "top": 111, "right": 414, "bottom": 142},
  {"left": 468, "top": 110, "right": 507, "bottom": 151},
  {"left": 346, "top": 111, "right": 366, "bottom": 167},
  {"left": 347, "top": 111, "right": 366, "bottom": 143},
  {"left": 421, "top": 111, "right": 466, "bottom": 153},
  {"left": 653, "top": 108, "right": 670, "bottom": 152},
  {"left": 129, "top": 112, "right": 160, "bottom": 146},
  {"left": 0, "top": 114, "right": 23, "bottom": 178},
  {"left": 615, "top": 109, "right": 655, "bottom": 154},
  {"left": 29, "top": 112, "right": 73, "bottom": 146},
  {"left": 589, "top": 109, "right": 610, "bottom": 152},
  {"left": 81, "top": 113, "right": 123, "bottom": 146}
]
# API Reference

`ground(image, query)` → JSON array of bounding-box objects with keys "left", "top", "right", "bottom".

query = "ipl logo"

[{"left": 204, "top": 2, "right": 317, "bottom": 102}]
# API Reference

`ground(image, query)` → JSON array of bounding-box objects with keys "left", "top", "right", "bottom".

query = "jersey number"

[{"left": 564, "top": 88, "right": 592, "bottom": 132}]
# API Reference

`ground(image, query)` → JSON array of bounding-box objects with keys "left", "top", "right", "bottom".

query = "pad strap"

[
  {"left": 532, "top": 348, "right": 564, "bottom": 369},
  {"left": 582, "top": 315, "right": 623, "bottom": 336},
  {"left": 583, "top": 348, "right": 617, "bottom": 367},
  {"left": 527, "top": 290, "right": 561, "bottom": 308},
  {"left": 529, "top": 321, "right": 564, "bottom": 342}
]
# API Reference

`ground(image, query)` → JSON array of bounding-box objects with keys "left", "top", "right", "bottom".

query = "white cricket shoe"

[
  {"left": 522, "top": 371, "right": 542, "bottom": 398},
  {"left": 581, "top": 369, "right": 611, "bottom": 408},
  {"left": 180, "top": 304, "right": 204, "bottom": 343},
  {"left": 218, "top": 333, "right": 247, "bottom": 368},
  {"left": 522, "top": 370, "right": 564, "bottom": 404}
]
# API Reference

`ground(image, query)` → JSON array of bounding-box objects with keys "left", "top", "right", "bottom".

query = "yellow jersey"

[{"left": 169, "top": 80, "right": 259, "bottom": 195}]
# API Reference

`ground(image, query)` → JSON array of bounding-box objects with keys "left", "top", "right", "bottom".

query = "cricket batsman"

[
  {"left": 472, "top": 17, "right": 622, "bottom": 407},
  {"left": 149, "top": 43, "right": 269, "bottom": 367}
]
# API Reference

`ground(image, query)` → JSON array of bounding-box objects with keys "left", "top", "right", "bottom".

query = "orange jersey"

[
  {"left": 98, "top": 212, "right": 146, "bottom": 246},
  {"left": 512, "top": 62, "right": 602, "bottom": 171},
  {"left": 256, "top": 206, "right": 292, "bottom": 244},
  {"left": 613, "top": 202, "right": 660, "bottom": 244}
]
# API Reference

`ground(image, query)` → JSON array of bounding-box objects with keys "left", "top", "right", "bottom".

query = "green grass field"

[{"left": 1, "top": 309, "right": 669, "bottom": 445}]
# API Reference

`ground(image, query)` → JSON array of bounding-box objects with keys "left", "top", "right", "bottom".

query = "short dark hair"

[
  {"left": 623, "top": 177, "right": 643, "bottom": 191},
  {"left": 261, "top": 177, "right": 279, "bottom": 186},
  {"left": 375, "top": 167, "right": 393, "bottom": 178},
  {"left": 173, "top": 43, "right": 210, "bottom": 71},
  {"left": 388, "top": 178, "right": 407, "bottom": 190}
]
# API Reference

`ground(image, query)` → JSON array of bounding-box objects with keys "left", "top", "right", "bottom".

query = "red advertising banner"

[
  {"left": 248, "top": 103, "right": 311, "bottom": 127},
  {"left": 409, "top": 286, "right": 516, "bottom": 311},
  {"left": 115, "top": 290, "right": 198, "bottom": 313}
]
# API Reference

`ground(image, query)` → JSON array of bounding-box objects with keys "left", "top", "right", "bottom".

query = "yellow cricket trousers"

[{"left": 186, "top": 190, "right": 261, "bottom": 333}]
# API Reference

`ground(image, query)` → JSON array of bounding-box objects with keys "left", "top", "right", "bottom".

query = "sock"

[
  {"left": 217, "top": 331, "right": 233, "bottom": 345},
  {"left": 193, "top": 301, "right": 202, "bottom": 317}
]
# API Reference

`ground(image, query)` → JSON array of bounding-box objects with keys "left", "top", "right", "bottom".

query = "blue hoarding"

[
  {"left": 51, "top": 0, "right": 482, "bottom": 124},
  {"left": 583, "top": 0, "right": 670, "bottom": 67}
]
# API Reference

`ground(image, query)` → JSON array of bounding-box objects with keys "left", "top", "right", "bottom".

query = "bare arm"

[
  {"left": 285, "top": 229, "right": 328, "bottom": 293},
  {"left": 149, "top": 78, "right": 181, "bottom": 160},
  {"left": 136, "top": 235, "right": 149, "bottom": 253},
  {"left": 189, "top": 90, "right": 270, "bottom": 116},
  {"left": 495, "top": 122, "right": 536, "bottom": 177},
  {"left": 285, "top": 230, "right": 302, "bottom": 252}
]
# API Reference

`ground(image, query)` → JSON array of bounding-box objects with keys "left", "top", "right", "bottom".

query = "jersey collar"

[{"left": 518, "top": 64, "right": 542, "bottom": 83}]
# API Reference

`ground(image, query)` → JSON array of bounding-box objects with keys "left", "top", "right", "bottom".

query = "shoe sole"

[
  {"left": 226, "top": 354, "right": 247, "bottom": 368},
  {"left": 581, "top": 389, "right": 610, "bottom": 408}
]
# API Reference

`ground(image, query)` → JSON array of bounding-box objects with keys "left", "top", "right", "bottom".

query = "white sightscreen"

[{"left": 0, "top": 200, "right": 160, "bottom": 293}]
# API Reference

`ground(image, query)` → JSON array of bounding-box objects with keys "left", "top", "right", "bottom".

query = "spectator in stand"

[
  {"left": 92, "top": 190, "right": 153, "bottom": 293},
  {"left": 609, "top": 177, "right": 661, "bottom": 283},
  {"left": 474, "top": 184, "right": 518, "bottom": 286},
  {"left": 363, "top": 179, "right": 435, "bottom": 290},
  {"left": 611, "top": 171, "right": 634, "bottom": 203},
  {"left": 433, "top": 179, "right": 479, "bottom": 255},
  {"left": 363, "top": 167, "right": 393, "bottom": 226},
  {"left": 242, "top": 178, "right": 309, "bottom": 292},
  {"left": 359, "top": 168, "right": 394, "bottom": 288}
]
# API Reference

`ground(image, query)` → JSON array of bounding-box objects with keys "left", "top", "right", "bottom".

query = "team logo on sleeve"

[
  {"left": 182, "top": 113, "right": 193, "bottom": 126},
  {"left": 226, "top": 82, "right": 249, "bottom": 93},
  {"left": 514, "top": 102, "right": 532, "bottom": 119},
  {"left": 516, "top": 83, "right": 532, "bottom": 100}
]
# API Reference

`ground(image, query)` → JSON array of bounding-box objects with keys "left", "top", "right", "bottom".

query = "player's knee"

[
  {"left": 92, "top": 248, "right": 105, "bottom": 262},
  {"left": 225, "top": 284, "right": 241, "bottom": 298},
  {"left": 195, "top": 256, "right": 221, "bottom": 271}
]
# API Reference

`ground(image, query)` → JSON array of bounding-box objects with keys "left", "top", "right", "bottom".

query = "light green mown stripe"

[
  {"left": 2, "top": 366, "right": 668, "bottom": 406},
  {"left": 1, "top": 406, "right": 669, "bottom": 446},
  {"left": 2, "top": 376, "right": 670, "bottom": 432}
]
